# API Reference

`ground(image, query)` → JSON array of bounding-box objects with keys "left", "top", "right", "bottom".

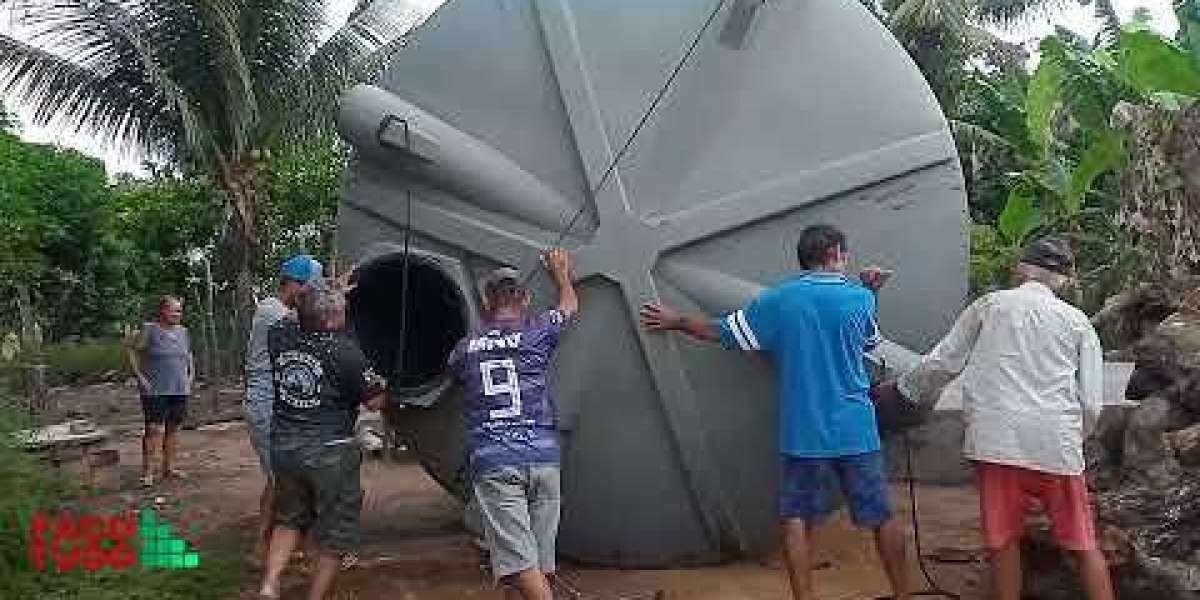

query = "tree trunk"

[
  {"left": 15, "top": 282, "right": 47, "bottom": 413},
  {"left": 1116, "top": 103, "right": 1200, "bottom": 281},
  {"left": 215, "top": 152, "right": 266, "bottom": 372}
]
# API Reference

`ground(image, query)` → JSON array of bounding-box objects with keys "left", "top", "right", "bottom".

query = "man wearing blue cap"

[{"left": 245, "top": 254, "right": 323, "bottom": 563}]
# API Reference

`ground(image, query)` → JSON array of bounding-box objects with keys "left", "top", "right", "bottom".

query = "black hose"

[{"left": 894, "top": 432, "right": 961, "bottom": 599}]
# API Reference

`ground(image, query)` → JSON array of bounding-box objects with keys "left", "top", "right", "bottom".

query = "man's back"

[
  {"left": 724, "top": 272, "right": 882, "bottom": 457},
  {"left": 959, "top": 282, "right": 1102, "bottom": 475},
  {"left": 452, "top": 310, "right": 565, "bottom": 474},
  {"left": 268, "top": 322, "right": 374, "bottom": 446}
]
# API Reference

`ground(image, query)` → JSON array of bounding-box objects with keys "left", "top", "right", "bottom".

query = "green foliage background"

[
  {"left": 0, "top": 130, "right": 345, "bottom": 381},
  {"left": 3, "top": 4, "right": 1197, "bottom": 374}
]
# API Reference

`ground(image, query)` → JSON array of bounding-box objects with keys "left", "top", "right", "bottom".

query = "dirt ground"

[{"left": 43, "top": 383, "right": 992, "bottom": 600}]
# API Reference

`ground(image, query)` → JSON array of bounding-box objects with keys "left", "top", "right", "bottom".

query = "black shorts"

[{"left": 142, "top": 395, "right": 188, "bottom": 426}]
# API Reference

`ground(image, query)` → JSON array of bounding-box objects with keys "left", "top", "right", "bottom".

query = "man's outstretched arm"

[
  {"left": 640, "top": 301, "right": 720, "bottom": 343},
  {"left": 543, "top": 248, "right": 579, "bottom": 319}
]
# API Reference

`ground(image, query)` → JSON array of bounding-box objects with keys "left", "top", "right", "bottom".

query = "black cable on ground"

[{"left": 892, "top": 432, "right": 961, "bottom": 599}]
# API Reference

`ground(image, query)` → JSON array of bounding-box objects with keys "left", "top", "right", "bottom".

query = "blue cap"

[{"left": 280, "top": 255, "right": 323, "bottom": 283}]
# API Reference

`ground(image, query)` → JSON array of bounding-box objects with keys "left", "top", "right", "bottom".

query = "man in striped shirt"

[{"left": 641, "top": 224, "right": 909, "bottom": 600}]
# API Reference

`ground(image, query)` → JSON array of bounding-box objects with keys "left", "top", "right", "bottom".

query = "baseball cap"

[
  {"left": 483, "top": 266, "right": 523, "bottom": 294},
  {"left": 1020, "top": 237, "right": 1075, "bottom": 276},
  {"left": 280, "top": 254, "right": 324, "bottom": 283},
  {"left": 484, "top": 266, "right": 521, "bottom": 286}
]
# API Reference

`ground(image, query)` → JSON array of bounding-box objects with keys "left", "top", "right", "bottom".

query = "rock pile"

[{"left": 1060, "top": 283, "right": 1200, "bottom": 599}]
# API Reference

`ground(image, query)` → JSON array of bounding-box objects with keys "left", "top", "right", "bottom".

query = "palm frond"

[
  {"left": 889, "top": 0, "right": 969, "bottom": 35},
  {"left": 239, "top": 0, "right": 326, "bottom": 105},
  {"left": 972, "top": 0, "right": 1078, "bottom": 30},
  {"left": 1092, "top": 0, "right": 1122, "bottom": 47},
  {"left": 0, "top": 32, "right": 177, "bottom": 158},
  {"left": 0, "top": 0, "right": 444, "bottom": 167},
  {"left": 268, "top": 0, "right": 436, "bottom": 140},
  {"left": 6, "top": 0, "right": 143, "bottom": 76},
  {"left": 0, "top": 0, "right": 231, "bottom": 164},
  {"left": 190, "top": 0, "right": 258, "bottom": 158},
  {"left": 951, "top": 118, "right": 1017, "bottom": 151}
]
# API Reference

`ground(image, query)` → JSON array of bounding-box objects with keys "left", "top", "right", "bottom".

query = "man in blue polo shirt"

[{"left": 640, "top": 224, "right": 910, "bottom": 600}]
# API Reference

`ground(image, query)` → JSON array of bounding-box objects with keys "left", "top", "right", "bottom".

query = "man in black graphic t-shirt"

[{"left": 258, "top": 280, "right": 386, "bottom": 600}]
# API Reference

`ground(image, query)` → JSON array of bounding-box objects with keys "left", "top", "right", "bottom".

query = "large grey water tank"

[{"left": 336, "top": 0, "right": 967, "bottom": 566}]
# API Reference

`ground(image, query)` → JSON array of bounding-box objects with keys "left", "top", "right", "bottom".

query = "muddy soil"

[{"left": 45, "top": 384, "right": 990, "bottom": 600}]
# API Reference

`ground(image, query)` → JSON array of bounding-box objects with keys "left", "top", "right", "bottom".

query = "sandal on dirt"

[{"left": 140, "top": 474, "right": 155, "bottom": 488}]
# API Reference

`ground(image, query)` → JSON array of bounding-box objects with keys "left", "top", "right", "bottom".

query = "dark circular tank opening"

[{"left": 349, "top": 255, "right": 468, "bottom": 392}]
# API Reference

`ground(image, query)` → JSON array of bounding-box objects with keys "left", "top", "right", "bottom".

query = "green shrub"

[
  {"left": 969, "top": 222, "right": 1019, "bottom": 297},
  {"left": 0, "top": 363, "right": 20, "bottom": 395},
  {"left": 41, "top": 339, "right": 130, "bottom": 386}
]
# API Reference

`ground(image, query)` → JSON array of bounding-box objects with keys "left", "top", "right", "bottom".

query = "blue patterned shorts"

[{"left": 779, "top": 451, "right": 893, "bottom": 528}]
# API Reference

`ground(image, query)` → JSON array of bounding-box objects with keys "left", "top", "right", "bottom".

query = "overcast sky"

[{"left": 4, "top": 0, "right": 1179, "bottom": 177}]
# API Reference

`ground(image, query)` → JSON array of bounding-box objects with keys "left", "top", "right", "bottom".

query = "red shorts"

[{"left": 976, "top": 462, "right": 1097, "bottom": 551}]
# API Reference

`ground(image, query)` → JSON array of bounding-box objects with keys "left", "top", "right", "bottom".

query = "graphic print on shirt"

[
  {"left": 480, "top": 357, "right": 522, "bottom": 419},
  {"left": 454, "top": 311, "right": 565, "bottom": 472},
  {"left": 275, "top": 350, "right": 324, "bottom": 409}
]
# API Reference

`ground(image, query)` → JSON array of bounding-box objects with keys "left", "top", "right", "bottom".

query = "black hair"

[{"left": 796, "top": 224, "right": 846, "bottom": 270}]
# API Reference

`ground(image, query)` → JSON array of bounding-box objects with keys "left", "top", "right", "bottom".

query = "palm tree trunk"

[
  {"left": 1118, "top": 104, "right": 1200, "bottom": 281},
  {"left": 216, "top": 152, "right": 265, "bottom": 355}
]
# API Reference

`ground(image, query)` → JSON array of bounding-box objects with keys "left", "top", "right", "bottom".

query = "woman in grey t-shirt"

[{"left": 128, "top": 295, "right": 194, "bottom": 487}]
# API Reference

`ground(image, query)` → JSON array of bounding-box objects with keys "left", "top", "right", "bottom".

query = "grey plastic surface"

[{"left": 336, "top": 0, "right": 968, "bottom": 566}]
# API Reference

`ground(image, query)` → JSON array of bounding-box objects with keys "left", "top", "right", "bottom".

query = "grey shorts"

[
  {"left": 244, "top": 380, "right": 273, "bottom": 473},
  {"left": 272, "top": 440, "right": 364, "bottom": 555},
  {"left": 472, "top": 464, "right": 561, "bottom": 582}
]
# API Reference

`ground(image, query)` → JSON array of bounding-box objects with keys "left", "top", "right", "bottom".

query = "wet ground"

[{"left": 46, "top": 383, "right": 991, "bottom": 599}]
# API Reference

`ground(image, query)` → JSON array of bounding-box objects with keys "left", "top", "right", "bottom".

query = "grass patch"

[
  {"left": 0, "top": 400, "right": 246, "bottom": 599},
  {"left": 3, "top": 549, "right": 246, "bottom": 600},
  {"left": 43, "top": 339, "right": 130, "bottom": 386},
  {"left": 0, "top": 339, "right": 131, "bottom": 389}
]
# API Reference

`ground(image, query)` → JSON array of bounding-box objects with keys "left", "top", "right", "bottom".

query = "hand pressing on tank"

[
  {"left": 541, "top": 248, "right": 573, "bottom": 278},
  {"left": 640, "top": 301, "right": 720, "bottom": 343},
  {"left": 859, "top": 266, "right": 894, "bottom": 293},
  {"left": 543, "top": 248, "right": 580, "bottom": 318},
  {"left": 640, "top": 301, "right": 683, "bottom": 331}
]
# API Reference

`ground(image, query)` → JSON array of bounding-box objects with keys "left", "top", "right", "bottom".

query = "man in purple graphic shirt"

[{"left": 448, "top": 249, "right": 578, "bottom": 600}]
